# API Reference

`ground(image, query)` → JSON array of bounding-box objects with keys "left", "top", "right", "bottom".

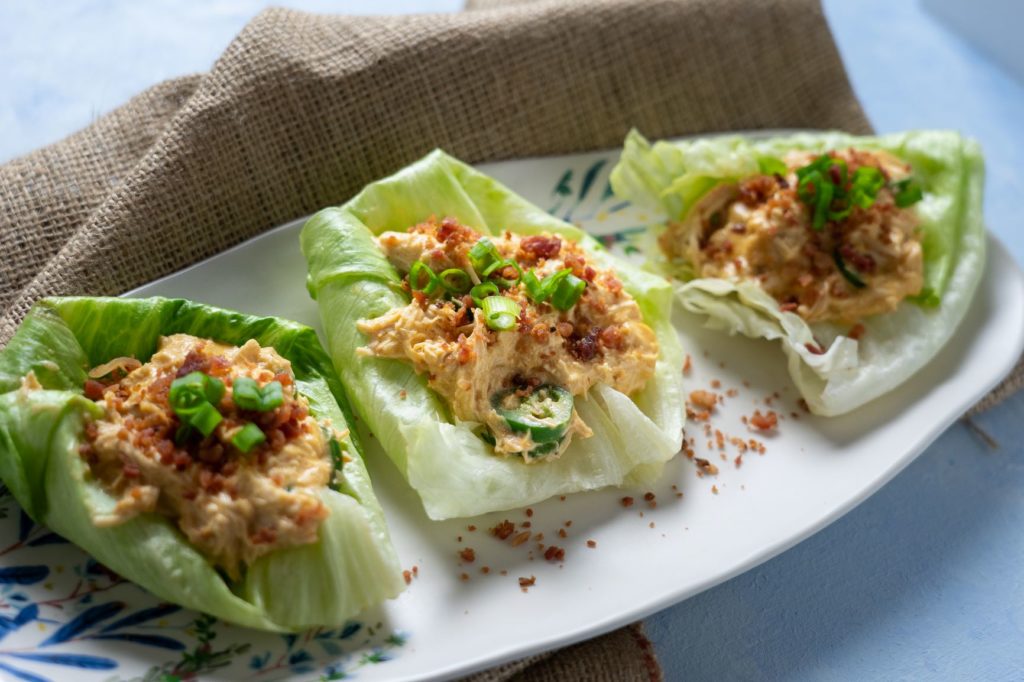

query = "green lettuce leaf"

[
  {"left": 302, "top": 150, "right": 685, "bottom": 519},
  {"left": 0, "top": 297, "right": 403, "bottom": 631},
  {"left": 610, "top": 130, "right": 986, "bottom": 415}
]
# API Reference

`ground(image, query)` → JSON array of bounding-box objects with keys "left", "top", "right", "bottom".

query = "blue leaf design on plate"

[
  {"left": 577, "top": 160, "right": 607, "bottom": 203},
  {"left": 8, "top": 652, "right": 117, "bottom": 670},
  {"left": 281, "top": 633, "right": 298, "bottom": 650},
  {"left": 14, "top": 604, "right": 37, "bottom": 625},
  {"left": 0, "top": 566, "right": 49, "bottom": 585},
  {"left": 40, "top": 601, "right": 125, "bottom": 645},
  {"left": 0, "top": 660, "right": 48, "bottom": 682},
  {"left": 17, "top": 511, "right": 33, "bottom": 542},
  {"left": 98, "top": 603, "right": 181, "bottom": 633},
  {"left": 288, "top": 650, "right": 313, "bottom": 665},
  {"left": 89, "top": 633, "right": 185, "bottom": 651},
  {"left": 26, "top": 533, "right": 66, "bottom": 548}
]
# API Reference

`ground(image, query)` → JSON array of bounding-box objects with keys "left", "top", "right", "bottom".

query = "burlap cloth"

[{"left": 0, "top": 0, "right": 1018, "bottom": 679}]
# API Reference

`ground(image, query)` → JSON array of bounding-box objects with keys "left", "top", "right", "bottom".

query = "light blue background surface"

[{"left": 2, "top": 1, "right": 1022, "bottom": 679}]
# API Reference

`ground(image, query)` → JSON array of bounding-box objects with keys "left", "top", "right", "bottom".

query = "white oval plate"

[{"left": 0, "top": 144, "right": 1020, "bottom": 682}]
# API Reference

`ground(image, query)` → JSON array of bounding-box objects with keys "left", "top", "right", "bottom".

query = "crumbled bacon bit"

[
  {"left": 749, "top": 410, "right": 778, "bottom": 431},
  {"left": 543, "top": 546, "right": 565, "bottom": 562},
  {"left": 403, "top": 570, "right": 412, "bottom": 585},
  {"left": 848, "top": 323, "right": 866, "bottom": 340},
  {"left": 564, "top": 520, "right": 572, "bottom": 527},
  {"left": 710, "top": 379, "right": 721, "bottom": 389},
  {"left": 460, "top": 572, "right": 470, "bottom": 582},
  {"left": 459, "top": 547, "right": 476, "bottom": 563},
  {"left": 521, "top": 521, "right": 532, "bottom": 528},
  {"left": 481, "top": 566, "right": 491, "bottom": 574},
  {"left": 598, "top": 325, "right": 625, "bottom": 351},
  {"left": 468, "top": 525, "right": 477, "bottom": 532},
  {"left": 556, "top": 322, "right": 574, "bottom": 338},
  {"left": 83, "top": 380, "right": 106, "bottom": 401},
  {"left": 525, "top": 508, "right": 534, "bottom": 517},
  {"left": 621, "top": 496, "right": 634, "bottom": 508},
  {"left": 491, "top": 520, "right": 515, "bottom": 540},
  {"left": 586, "top": 540, "right": 597, "bottom": 548},
  {"left": 519, "top": 576, "right": 536, "bottom": 591},
  {"left": 711, "top": 485, "right": 719, "bottom": 495},
  {"left": 734, "top": 454, "right": 744, "bottom": 468},
  {"left": 558, "top": 528, "right": 568, "bottom": 538},
  {"left": 520, "top": 235, "right": 562, "bottom": 260},
  {"left": 683, "top": 355, "right": 692, "bottom": 374}
]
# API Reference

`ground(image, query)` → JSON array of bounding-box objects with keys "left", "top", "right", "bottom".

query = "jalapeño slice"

[{"left": 492, "top": 384, "right": 573, "bottom": 444}]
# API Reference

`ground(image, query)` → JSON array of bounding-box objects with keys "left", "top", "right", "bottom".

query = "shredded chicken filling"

[
  {"left": 358, "top": 218, "right": 659, "bottom": 461},
  {"left": 80, "top": 334, "right": 332, "bottom": 579},
  {"left": 660, "top": 148, "right": 924, "bottom": 323}
]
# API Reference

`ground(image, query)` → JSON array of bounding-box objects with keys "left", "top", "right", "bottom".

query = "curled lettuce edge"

[
  {"left": 0, "top": 297, "right": 404, "bottom": 632},
  {"left": 610, "top": 129, "right": 986, "bottom": 416},
  {"left": 301, "top": 149, "right": 685, "bottom": 520}
]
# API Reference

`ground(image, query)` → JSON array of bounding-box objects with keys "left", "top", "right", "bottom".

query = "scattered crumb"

[
  {"left": 460, "top": 572, "right": 470, "bottom": 582},
  {"left": 710, "top": 379, "right": 721, "bottom": 389},
  {"left": 644, "top": 492, "right": 657, "bottom": 508},
  {"left": 558, "top": 528, "right": 568, "bottom": 539},
  {"left": 459, "top": 547, "right": 476, "bottom": 563},
  {"left": 521, "top": 521, "right": 532, "bottom": 529},
  {"left": 543, "top": 546, "right": 565, "bottom": 562},
  {"left": 564, "top": 520, "right": 572, "bottom": 528},
  {"left": 734, "top": 454, "right": 743, "bottom": 468},
  {"left": 525, "top": 508, "right": 534, "bottom": 518},
  {"left": 491, "top": 520, "right": 515, "bottom": 540},
  {"left": 749, "top": 410, "right": 778, "bottom": 432},
  {"left": 586, "top": 540, "right": 597, "bottom": 548},
  {"left": 683, "top": 355, "right": 692, "bottom": 374},
  {"left": 689, "top": 390, "right": 719, "bottom": 411},
  {"left": 694, "top": 457, "right": 719, "bottom": 475},
  {"left": 648, "top": 522, "right": 655, "bottom": 529},
  {"left": 500, "top": 569, "right": 508, "bottom": 576},
  {"left": 559, "top": 495, "right": 566, "bottom": 501},
  {"left": 519, "top": 576, "right": 536, "bottom": 592},
  {"left": 621, "top": 496, "right": 634, "bottom": 508},
  {"left": 467, "top": 525, "right": 477, "bottom": 532},
  {"left": 399, "top": 390, "right": 407, "bottom": 400},
  {"left": 456, "top": 535, "right": 463, "bottom": 543},
  {"left": 711, "top": 485, "right": 719, "bottom": 495},
  {"left": 511, "top": 531, "right": 531, "bottom": 547},
  {"left": 402, "top": 570, "right": 412, "bottom": 585},
  {"left": 481, "top": 566, "right": 491, "bottom": 574}
]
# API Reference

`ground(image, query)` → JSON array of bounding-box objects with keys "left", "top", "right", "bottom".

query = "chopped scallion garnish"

[
  {"left": 439, "top": 268, "right": 471, "bottom": 294},
  {"left": 189, "top": 402, "right": 223, "bottom": 437},
  {"left": 470, "top": 281, "right": 499, "bottom": 308},
  {"left": 468, "top": 238, "right": 501, "bottom": 275},
  {"left": 550, "top": 273, "right": 586, "bottom": 310},
  {"left": 891, "top": 178, "right": 924, "bottom": 207},
  {"left": 481, "top": 295, "right": 521, "bottom": 331},
  {"left": 232, "top": 377, "right": 284, "bottom": 412},
  {"left": 409, "top": 260, "right": 441, "bottom": 296},
  {"left": 231, "top": 422, "right": 266, "bottom": 453}
]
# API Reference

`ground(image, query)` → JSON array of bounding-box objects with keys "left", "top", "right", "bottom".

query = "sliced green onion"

[
  {"left": 169, "top": 372, "right": 211, "bottom": 414},
  {"left": 232, "top": 377, "right": 284, "bottom": 412},
  {"left": 833, "top": 248, "right": 867, "bottom": 289},
  {"left": 439, "top": 268, "right": 471, "bottom": 294},
  {"left": 551, "top": 273, "right": 586, "bottom": 310},
  {"left": 190, "top": 402, "right": 223, "bottom": 437},
  {"left": 468, "top": 238, "right": 501, "bottom": 274},
  {"left": 811, "top": 179, "right": 834, "bottom": 230},
  {"left": 409, "top": 260, "right": 441, "bottom": 296},
  {"left": 891, "top": 178, "right": 924, "bottom": 207},
  {"left": 492, "top": 384, "right": 574, "bottom": 444},
  {"left": 481, "top": 295, "right": 521, "bottom": 331},
  {"left": 470, "top": 282, "right": 499, "bottom": 308},
  {"left": 231, "top": 422, "right": 266, "bottom": 453},
  {"left": 521, "top": 270, "right": 547, "bottom": 303}
]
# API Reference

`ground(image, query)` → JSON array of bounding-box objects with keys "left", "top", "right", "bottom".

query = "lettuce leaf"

[
  {"left": 610, "top": 130, "right": 986, "bottom": 415},
  {"left": 302, "top": 150, "right": 685, "bottom": 519},
  {"left": 0, "top": 297, "right": 403, "bottom": 631}
]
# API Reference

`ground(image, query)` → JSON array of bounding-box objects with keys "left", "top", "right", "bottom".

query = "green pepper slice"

[{"left": 492, "top": 384, "right": 574, "bottom": 444}]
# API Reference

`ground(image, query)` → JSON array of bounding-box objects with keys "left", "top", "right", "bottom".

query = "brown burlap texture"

[{"left": 0, "top": 0, "right": 1014, "bottom": 678}]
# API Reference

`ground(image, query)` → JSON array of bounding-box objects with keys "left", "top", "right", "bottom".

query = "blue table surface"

[{"left": 2, "top": 1, "right": 1023, "bottom": 679}]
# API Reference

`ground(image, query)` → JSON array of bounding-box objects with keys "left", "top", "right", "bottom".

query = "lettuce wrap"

[
  {"left": 610, "top": 130, "right": 986, "bottom": 415},
  {"left": 301, "top": 150, "right": 685, "bottom": 519},
  {"left": 0, "top": 297, "right": 403, "bottom": 632}
]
